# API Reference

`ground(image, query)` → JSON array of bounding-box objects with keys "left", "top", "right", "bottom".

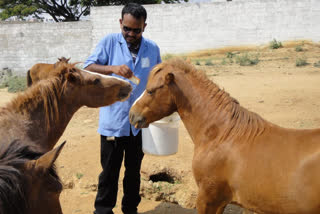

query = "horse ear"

[
  {"left": 30, "top": 141, "right": 66, "bottom": 173},
  {"left": 165, "top": 73, "right": 174, "bottom": 85},
  {"left": 67, "top": 72, "right": 78, "bottom": 84}
]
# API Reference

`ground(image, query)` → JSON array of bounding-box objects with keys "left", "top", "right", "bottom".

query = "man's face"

[{"left": 120, "top": 13, "right": 146, "bottom": 46}]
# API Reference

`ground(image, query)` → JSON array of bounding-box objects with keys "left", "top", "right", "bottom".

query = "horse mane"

[
  {"left": 0, "top": 140, "right": 61, "bottom": 214},
  {"left": 3, "top": 66, "right": 70, "bottom": 133},
  {"left": 162, "top": 58, "right": 239, "bottom": 104},
  {"left": 164, "top": 58, "right": 267, "bottom": 141}
]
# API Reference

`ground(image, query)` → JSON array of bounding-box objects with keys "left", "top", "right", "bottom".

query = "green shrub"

[
  {"left": 221, "top": 58, "right": 227, "bottom": 65},
  {"left": 0, "top": 82, "right": 7, "bottom": 89},
  {"left": 269, "top": 39, "right": 283, "bottom": 49},
  {"left": 236, "top": 53, "right": 259, "bottom": 66},
  {"left": 313, "top": 61, "right": 320, "bottom": 68},
  {"left": 226, "top": 52, "right": 235, "bottom": 58},
  {"left": 76, "top": 173, "right": 84, "bottom": 179},
  {"left": 162, "top": 54, "right": 174, "bottom": 61},
  {"left": 296, "top": 58, "right": 308, "bottom": 67},
  {"left": 0, "top": 75, "right": 27, "bottom": 93},
  {"left": 195, "top": 60, "right": 201, "bottom": 65},
  {"left": 204, "top": 59, "right": 214, "bottom": 66},
  {"left": 295, "top": 45, "right": 303, "bottom": 52}
]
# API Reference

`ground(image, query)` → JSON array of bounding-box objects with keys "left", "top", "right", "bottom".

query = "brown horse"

[
  {"left": 130, "top": 59, "right": 320, "bottom": 214},
  {"left": 0, "top": 140, "right": 65, "bottom": 214},
  {"left": 1, "top": 63, "right": 132, "bottom": 152},
  {"left": 27, "top": 57, "right": 70, "bottom": 86}
]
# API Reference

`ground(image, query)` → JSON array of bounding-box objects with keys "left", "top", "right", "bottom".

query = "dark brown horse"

[
  {"left": 27, "top": 57, "right": 70, "bottom": 86},
  {"left": 1, "top": 63, "right": 132, "bottom": 152},
  {"left": 0, "top": 140, "right": 65, "bottom": 214},
  {"left": 130, "top": 59, "right": 320, "bottom": 214}
]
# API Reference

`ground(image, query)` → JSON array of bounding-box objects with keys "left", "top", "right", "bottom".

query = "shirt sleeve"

[{"left": 84, "top": 36, "right": 110, "bottom": 68}]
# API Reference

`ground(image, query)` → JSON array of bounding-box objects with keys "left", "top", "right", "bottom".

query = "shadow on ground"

[
  {"left": 141, "top": 202, "right": 196, "bottom": 214},
  {"left": 140, "top": 202, "right": 244, "bottom": 214}
]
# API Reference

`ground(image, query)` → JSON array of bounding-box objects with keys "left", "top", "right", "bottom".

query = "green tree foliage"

[{"left": 0, "top": 0, "right": 188, "bottom": 22}]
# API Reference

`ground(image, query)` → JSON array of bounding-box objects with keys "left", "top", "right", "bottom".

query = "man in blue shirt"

[{"left": 84, "top": 3, "right": 161, "bottom": 214}]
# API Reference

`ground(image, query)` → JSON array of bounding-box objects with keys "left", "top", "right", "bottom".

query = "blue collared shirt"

[{"left": 84, "top": 33, "right": 161, "bottom": 137}]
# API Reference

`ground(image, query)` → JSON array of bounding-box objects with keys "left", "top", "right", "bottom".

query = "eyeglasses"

[{"left": 123, "top": 26, "right": 142, "bottom": 34}]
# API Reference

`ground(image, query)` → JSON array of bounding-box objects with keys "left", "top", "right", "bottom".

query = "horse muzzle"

[{"left": 129, "top": 112, "right": 148, "bottom": 129}]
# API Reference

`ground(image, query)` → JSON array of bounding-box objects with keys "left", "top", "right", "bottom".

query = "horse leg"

[
  {"left": 197, "top": 201, "right": 225, "bottom": 214},
  {"left": 196, "top": 187, "right": 228, "bottom": 214}
]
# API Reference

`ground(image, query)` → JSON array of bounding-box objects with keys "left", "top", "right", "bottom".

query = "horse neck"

[
  {"left": 174, "top": 73, "right": 265, "bottom": 146},
  {"left": 6, "top": 83, "right": 81, "bottom": 152},
  {"left": 43, "top": 98, "right": 80, "bottom": 150}
]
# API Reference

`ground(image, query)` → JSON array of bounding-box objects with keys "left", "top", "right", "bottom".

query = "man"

[{"left": 84, "top": 3, "right": 161, "bottom": 214}]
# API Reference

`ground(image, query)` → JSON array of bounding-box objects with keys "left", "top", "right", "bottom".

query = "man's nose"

[{"left": 128, "top": 31, "right": 135, "bottom": 36}]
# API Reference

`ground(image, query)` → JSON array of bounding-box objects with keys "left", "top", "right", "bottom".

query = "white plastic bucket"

[{"left": 142, "top": 113, "right": 180, "bottom": 156}]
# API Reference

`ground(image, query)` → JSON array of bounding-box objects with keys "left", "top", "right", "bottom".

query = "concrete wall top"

[
  {"left": 1, "top": 0, "right": 319, "bottom": 74},
  {"left": 0, "top": 21, "right": 92, "bottom": 74},
  {"left": 91, "top": 0, "right": 320, "bottom": 54}
]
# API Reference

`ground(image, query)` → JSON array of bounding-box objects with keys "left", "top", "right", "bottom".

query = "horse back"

[{"left": 28, "top": 63, "right": 55, "bottom": 85}]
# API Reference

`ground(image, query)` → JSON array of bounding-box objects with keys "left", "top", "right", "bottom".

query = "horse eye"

[
  {"left": 147, "top": 90, "right": 153, "bottom": 95},
  {"left": 93, "top": 78, "right": 100, "bottom": 85}
]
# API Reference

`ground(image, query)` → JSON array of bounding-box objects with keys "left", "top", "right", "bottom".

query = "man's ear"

[
  {"left": 143, "top": 23, "right": 147, "bottom": 32},
  {"left": 165, "top": 73, "right": 174, "bottom": 85}
]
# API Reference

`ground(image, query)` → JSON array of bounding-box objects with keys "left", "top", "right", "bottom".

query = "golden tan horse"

[
  {"left": 130, "top": 59, "right": 320, "bottom": 214},
  {"left": 0, "top": 140, "right": 66, "bottom": 214},
  {"left": 27, "top": 57, "right": 70, "bottom": 86},
  {"left": 1, "top": 63, "right": 132, "bottom": 152}
]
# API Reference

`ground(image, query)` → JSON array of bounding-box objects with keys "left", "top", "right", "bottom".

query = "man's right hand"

[{"left": 112, "top": 65, "right": 133, "bottom": 79}]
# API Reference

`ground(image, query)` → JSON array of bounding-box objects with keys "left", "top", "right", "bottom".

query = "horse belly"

[{"left": 232, "top": 145, "right": 320, "bottom": 214}]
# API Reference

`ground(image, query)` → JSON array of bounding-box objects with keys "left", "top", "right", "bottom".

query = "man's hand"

[{"left": 112, "top": 65, "right": 133, "bottom": 79}]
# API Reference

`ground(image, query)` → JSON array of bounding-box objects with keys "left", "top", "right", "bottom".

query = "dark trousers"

[{"left": 94, "top": 131, "right": 144, "bottom": 214}]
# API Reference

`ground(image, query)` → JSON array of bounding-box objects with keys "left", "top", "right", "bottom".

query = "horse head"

[
  {"left": 58, "top": 57, "right": 70, "bottom": 63},
  {"left": 129, "top": 60, "right": 181, "bottom": 128},
  {"left": 55, "top": 63, "right": 132, "bottom": 108},
  {"left": 54, "top": 57, "right": 70, "bottom": 68},
  {"left": 0, "top": 141, "right": 65, "bottom": 214}
]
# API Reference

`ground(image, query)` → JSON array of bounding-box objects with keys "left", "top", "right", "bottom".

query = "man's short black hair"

[{"left": 122, "top": 3, "right": 147, "bottom": 22}]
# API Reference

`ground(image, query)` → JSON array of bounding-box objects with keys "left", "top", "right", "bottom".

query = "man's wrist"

[{"left": 104, "top": 65, "right": 114, "bottom": 75}]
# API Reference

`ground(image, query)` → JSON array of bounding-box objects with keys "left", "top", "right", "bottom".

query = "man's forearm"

[{"left": 85, "top": 64, "right": 115, "bottom": 75}]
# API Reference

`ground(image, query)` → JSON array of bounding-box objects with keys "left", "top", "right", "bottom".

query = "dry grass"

[{"left": 183, "top": 40, "right": 317, "bottom": 59}]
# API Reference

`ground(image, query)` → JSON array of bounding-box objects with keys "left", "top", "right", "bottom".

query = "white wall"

[
  {"left": 91, "top": 0, "right": 320, "bottom": 54},
  {"left": 0, "top": 21, "right": 92, "bottom": 74},
  {"left": 1, "top": 0, "right": 319, "bottom": 74}
]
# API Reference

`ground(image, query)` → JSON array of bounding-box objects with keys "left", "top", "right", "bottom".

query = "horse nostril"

[{"left": 118, "top": 85, "right": 132, "bottom": 100}]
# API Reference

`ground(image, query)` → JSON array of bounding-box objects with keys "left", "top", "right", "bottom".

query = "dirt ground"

[{"left": 1, "top": 40, "right": 320, "bottom": 214}]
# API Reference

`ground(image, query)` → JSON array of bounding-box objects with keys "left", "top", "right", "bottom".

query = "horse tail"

[{"left": 27, "top": 70, "right": 32, "bottom": 87}]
